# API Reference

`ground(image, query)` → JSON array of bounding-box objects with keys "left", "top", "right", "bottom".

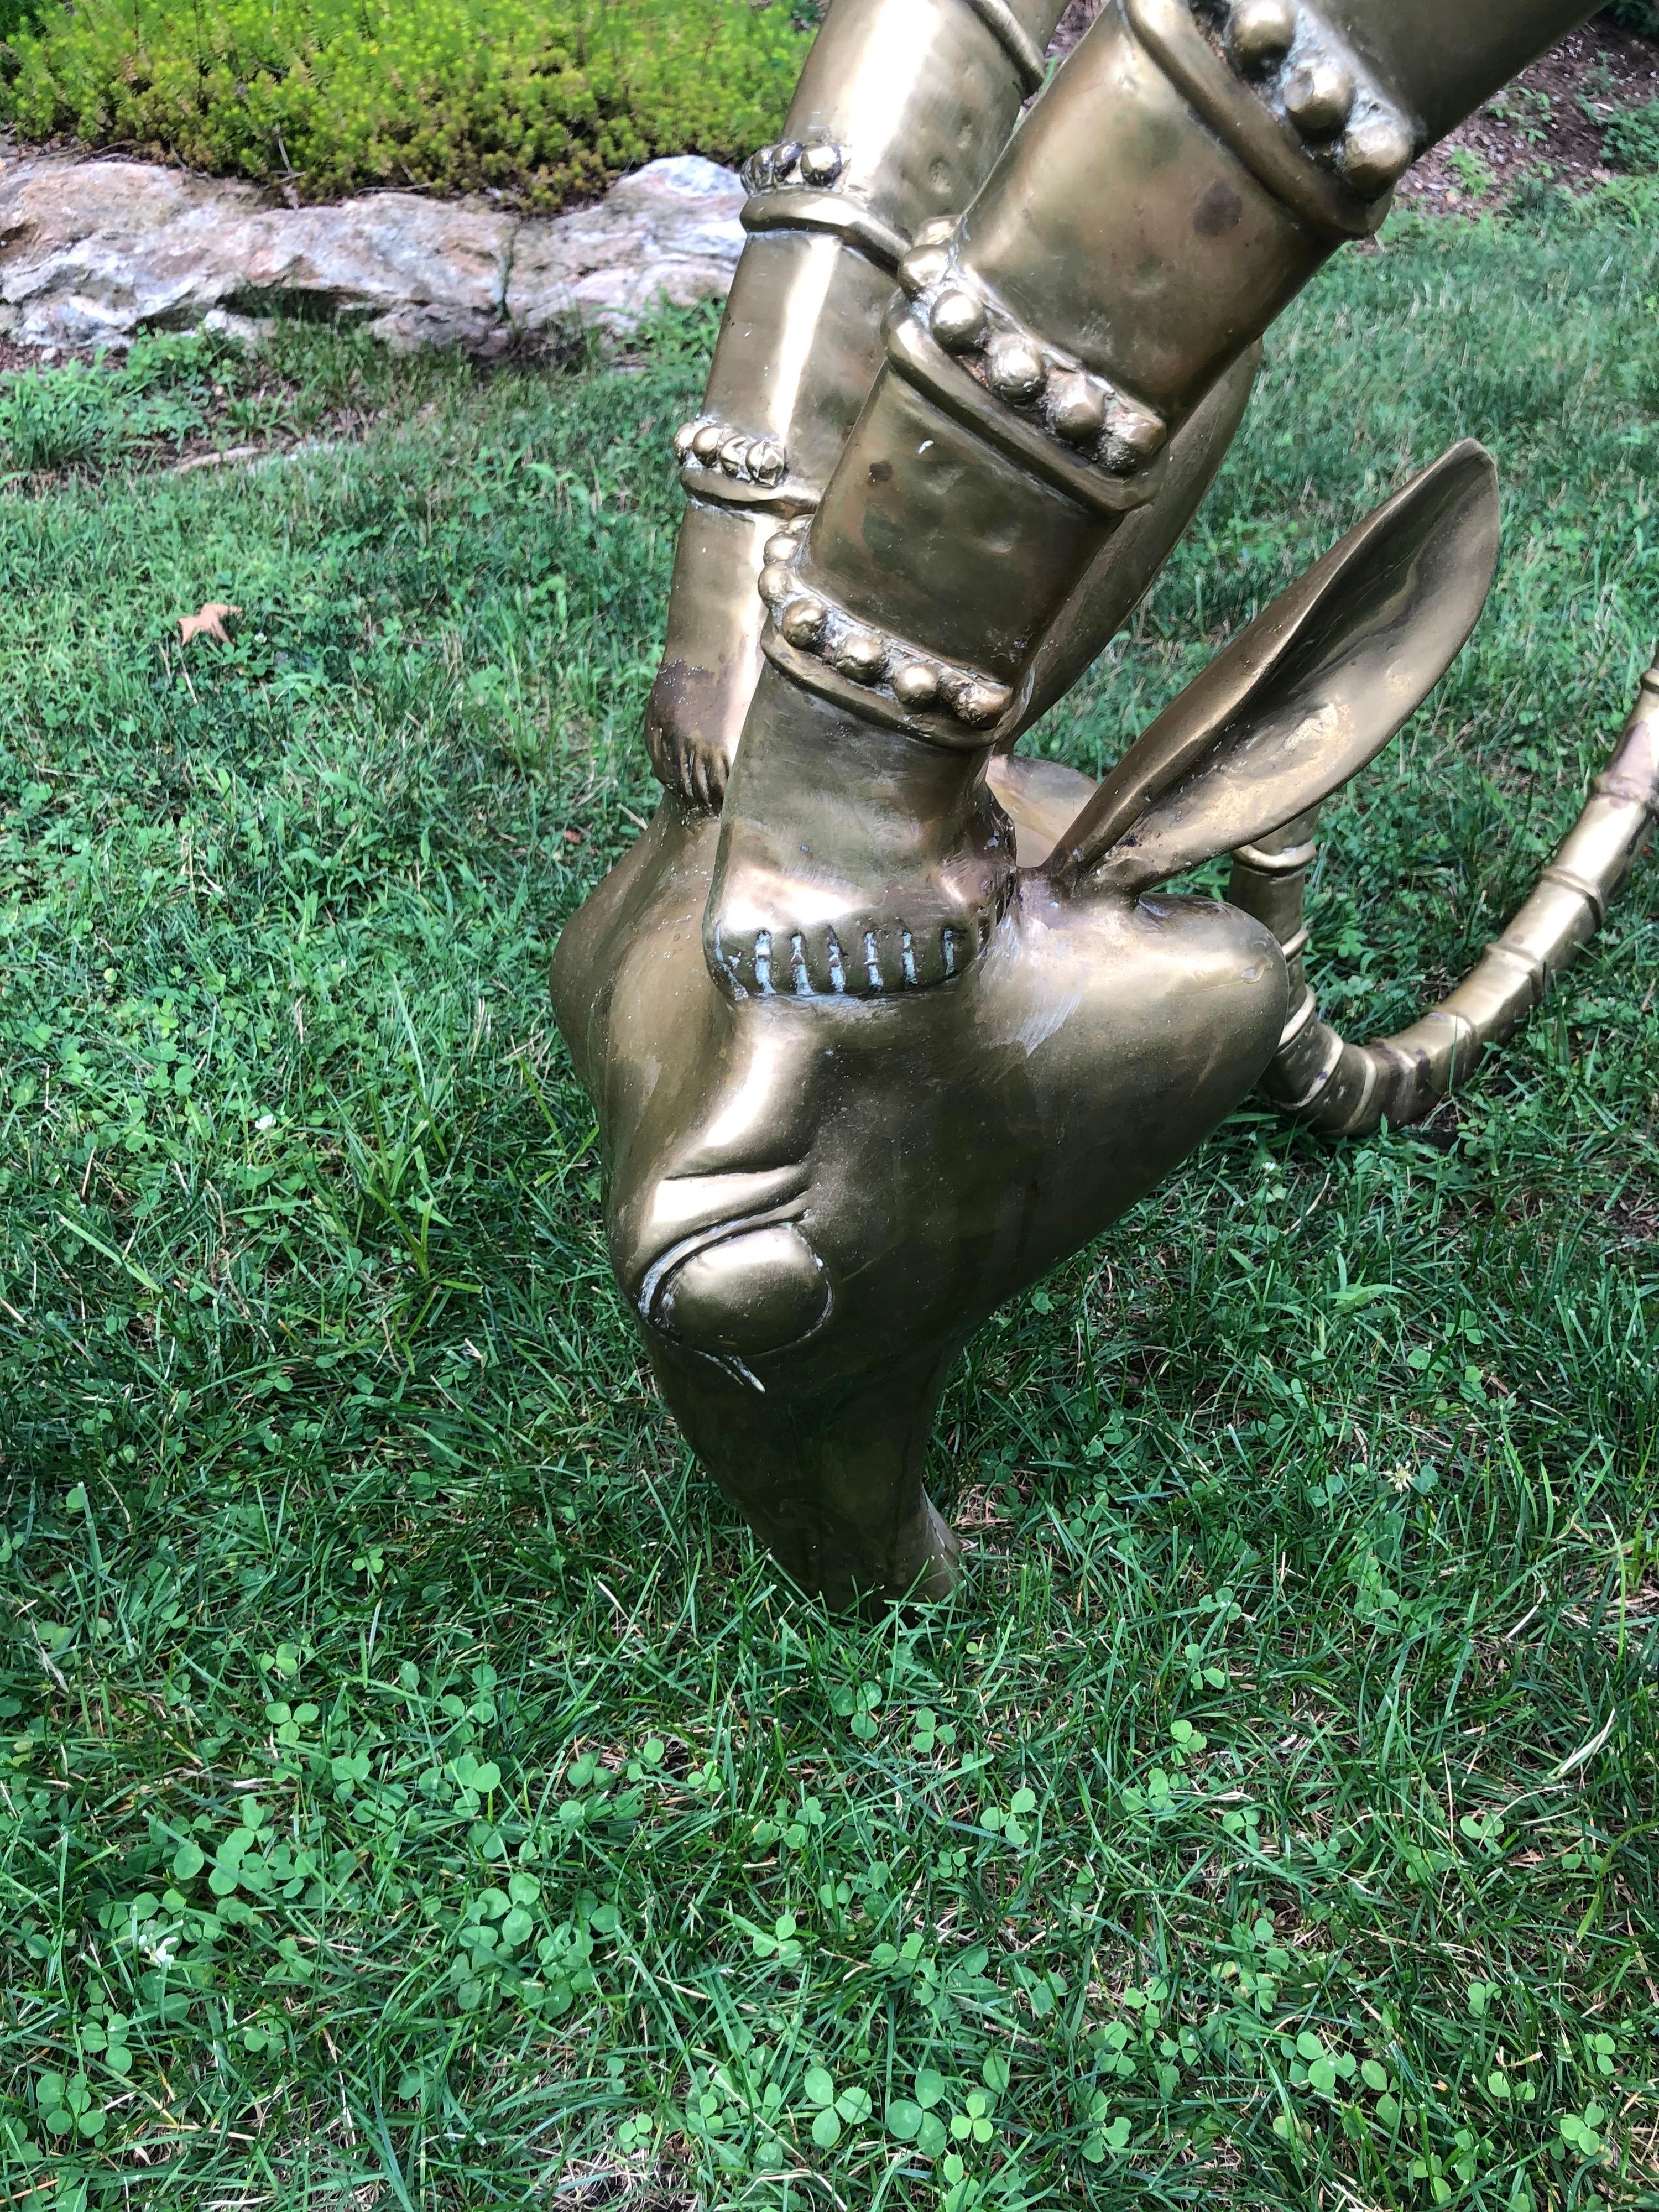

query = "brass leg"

[{"left": 645, "top": 0, "right": 1071, "bottom": 807}]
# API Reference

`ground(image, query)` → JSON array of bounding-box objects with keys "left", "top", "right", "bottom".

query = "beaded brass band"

[
  {"left": 889, "top": 229, "right": 1170, "bottom": 511},
  {"left": 670, "top": 418, "right": 822, "bottom": 518},
  {"left": 644, "top": 0, "right": 1073, "bottom": 801},
  {"left": 740, "top": 139, "right": 849, "bottom": 195},
  {"left": 1133, "top": 0, "right": 1415, "bottom": 236},
  {"left": 755, "top": 524, "right": 1014, "bottom": 749},
  {"left": 737, "top": 140, "right": 911, "bottom": 273},
  {"left": 673, "top": 418, "right": 789, "bottom": 489}
]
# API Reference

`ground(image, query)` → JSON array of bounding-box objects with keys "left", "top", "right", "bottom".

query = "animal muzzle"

[{"left": 614, "top": 1166, "right": 832, "bottom": 1361}]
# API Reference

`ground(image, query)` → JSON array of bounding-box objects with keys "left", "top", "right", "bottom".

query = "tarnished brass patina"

[{"left": 555, "top": 0, "right": 1658, "bottom": 1605}]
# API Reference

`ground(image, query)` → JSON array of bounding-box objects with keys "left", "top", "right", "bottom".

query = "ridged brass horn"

[{"left": 1229, "top": 669, "right": 1659, "bottom": 1136}]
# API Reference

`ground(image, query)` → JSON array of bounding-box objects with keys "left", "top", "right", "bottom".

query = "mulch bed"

[{"left": 1402, "top": 16, "right": 1659, "bottom": 209}]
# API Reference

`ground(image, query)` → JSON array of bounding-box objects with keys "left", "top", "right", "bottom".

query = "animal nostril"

[{"left": 653, "top": 1223, "right": 829, "bottom": 1356}]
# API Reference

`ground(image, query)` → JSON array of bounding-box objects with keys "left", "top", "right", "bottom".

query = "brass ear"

[{"left": 1045, "top": 440, "right": 1501, "bottom": 895}]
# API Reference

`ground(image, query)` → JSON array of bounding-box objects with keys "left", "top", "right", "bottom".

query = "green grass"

[
  {"left": 0, "top": 0, "right": 808, "bottom": 211},
  {"left": 2, "top": 187, "right": 1658, "bottom": 2209},
  {"left": 1604, "top": 98, "right": 1659, "bottom": 174},
  {"left": 0, "top": 328, "right": 353, "bottom": 478}
]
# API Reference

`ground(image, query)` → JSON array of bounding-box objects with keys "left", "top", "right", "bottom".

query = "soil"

[
  {"left": 1400, "top": 17, "right": 1659, "bottom": 209},
  {"left": 1044, "top": 6, "right": 1659, "bottom": 208}
]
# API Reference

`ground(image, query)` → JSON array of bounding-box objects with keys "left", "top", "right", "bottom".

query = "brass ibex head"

[{"left": 554, "top": 452, "right": 1528, "bottom": 1605}]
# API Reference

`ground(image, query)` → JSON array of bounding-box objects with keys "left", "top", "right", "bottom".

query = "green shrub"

[
  {"left": 0, "top": 0, "right": 810, "bottom": 211},
  {"left": 0, "top": 0, "right": 49, "bottom": 39},
  {"left": 1605, "top": 0, "right": 1659, "bottom": 32},
  {"left": 1603, "top": 96, "right": 1659, "bottom": 171}
]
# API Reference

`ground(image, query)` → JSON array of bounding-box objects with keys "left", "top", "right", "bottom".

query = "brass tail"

[{"left": 1228, "top": 658, "right": 1659, "bottom": 1139}]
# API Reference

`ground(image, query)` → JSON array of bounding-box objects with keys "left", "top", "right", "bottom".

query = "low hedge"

[{"left": 0, "top": 0, "right": 811, "bottom": 211}]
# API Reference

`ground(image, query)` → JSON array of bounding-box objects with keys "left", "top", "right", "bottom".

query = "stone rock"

[
  {"left": 507, "top": 155, "right": 748, "bottom": 339},
  {"left": 0, "top": 150, "right": 746, "bottom": 356}
]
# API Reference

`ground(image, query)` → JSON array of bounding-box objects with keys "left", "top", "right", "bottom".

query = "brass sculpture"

[{"left": 554, "top": 0, "right": 1659, "bottom": 1608}]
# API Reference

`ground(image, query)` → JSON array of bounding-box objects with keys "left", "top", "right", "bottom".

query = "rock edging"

[{"left": 0, "top": 152, "right": 747, "bottom": 356}]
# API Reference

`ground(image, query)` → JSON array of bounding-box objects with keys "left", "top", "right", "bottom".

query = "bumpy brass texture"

[
  {"left": 645, "top": 0, "right": 1072, "bottom": 805},
  {"left": 555, "top": 0, "right": 1657, "bottom": 1607}
]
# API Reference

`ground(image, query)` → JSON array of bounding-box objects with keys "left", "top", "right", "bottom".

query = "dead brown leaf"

[{"left": 179, "top": 602, "right": 242, "bottom": 646}]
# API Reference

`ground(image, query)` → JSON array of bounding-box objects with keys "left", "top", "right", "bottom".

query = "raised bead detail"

[
  {"left": 901, "top": 259, "right": 1167, "bottom": 483},
  {"left": 1339, "top": 112, "right": 1413, "bottom": 194},
  {"left": 745, "top": 138, "right": 851, "bottom": 196},
  {"left": 899, "top": 244, "right": 952, "bottom": 299},
  {"left": 675, "top": 420, "right": 790, "bottom": 488},
  {"left": 1102, "top": 397, "right": 1167, "bottom": 468},
  {"left": 799, "top": 142, "right": 844, "bottom": 186},
  {"left": 834, "top": 630, "right": 890, "bottom": 685},
  {"left": 1228, "top": 0, "right": 1296, "bottom": 71},
  {"left": 943, "top": 676, "right": 1012, "bottom": 728},
  {"left": 780, "top": 597, "right": 830, "bottom": 649},
  {"left": 761, "top": 542, "right": 1014, "bottom": 734},
  {"left": 1282, "top": 54, "right": 1356, "bottom": 136},
  {"left": 985, "top": 336, "right": 1048, "bottom": 406},
  {"left": 931, "top": 289, "right": 988, "bottom": 353},
  {"left": 912, "top": 216, "right": 956, "bottom": 249},
  {"left": 891, "top": 661, "right": 941, "bottom": 711},
  {"left": 1047, "top": 372, "right": 1107, "bottom": 447}
]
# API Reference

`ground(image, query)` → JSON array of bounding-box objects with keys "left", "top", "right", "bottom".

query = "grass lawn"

[{"left": 2, "top": 187, "right": 1658, "bottom": 2209}]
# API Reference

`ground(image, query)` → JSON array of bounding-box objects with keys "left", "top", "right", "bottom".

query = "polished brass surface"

[
  {"left": 1228, "top": 668, "right": 1659, "bottom": 1135},
  {"left": 553, "top": 0, "right": 1641, "bottom": 1606},
  {"left": 702, "top": 4, "right": 1386, "bottom": 999},
  {"left": 706, "top": 0, "right": 1598, "bottom": 1004},
  {"left": 556, "top": 450, "right": 1562, "bottom": 1602},
  {"left": 644, "top": 0, "right": 1072, "bottom": 805},
  {"left": 554, "top": 778, "right": 1290, "bottom": 1608}
]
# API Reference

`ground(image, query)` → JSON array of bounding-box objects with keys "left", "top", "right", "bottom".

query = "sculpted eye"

[{"left": 652, "top": 1223, "right": 830, "bottom": 1357}]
